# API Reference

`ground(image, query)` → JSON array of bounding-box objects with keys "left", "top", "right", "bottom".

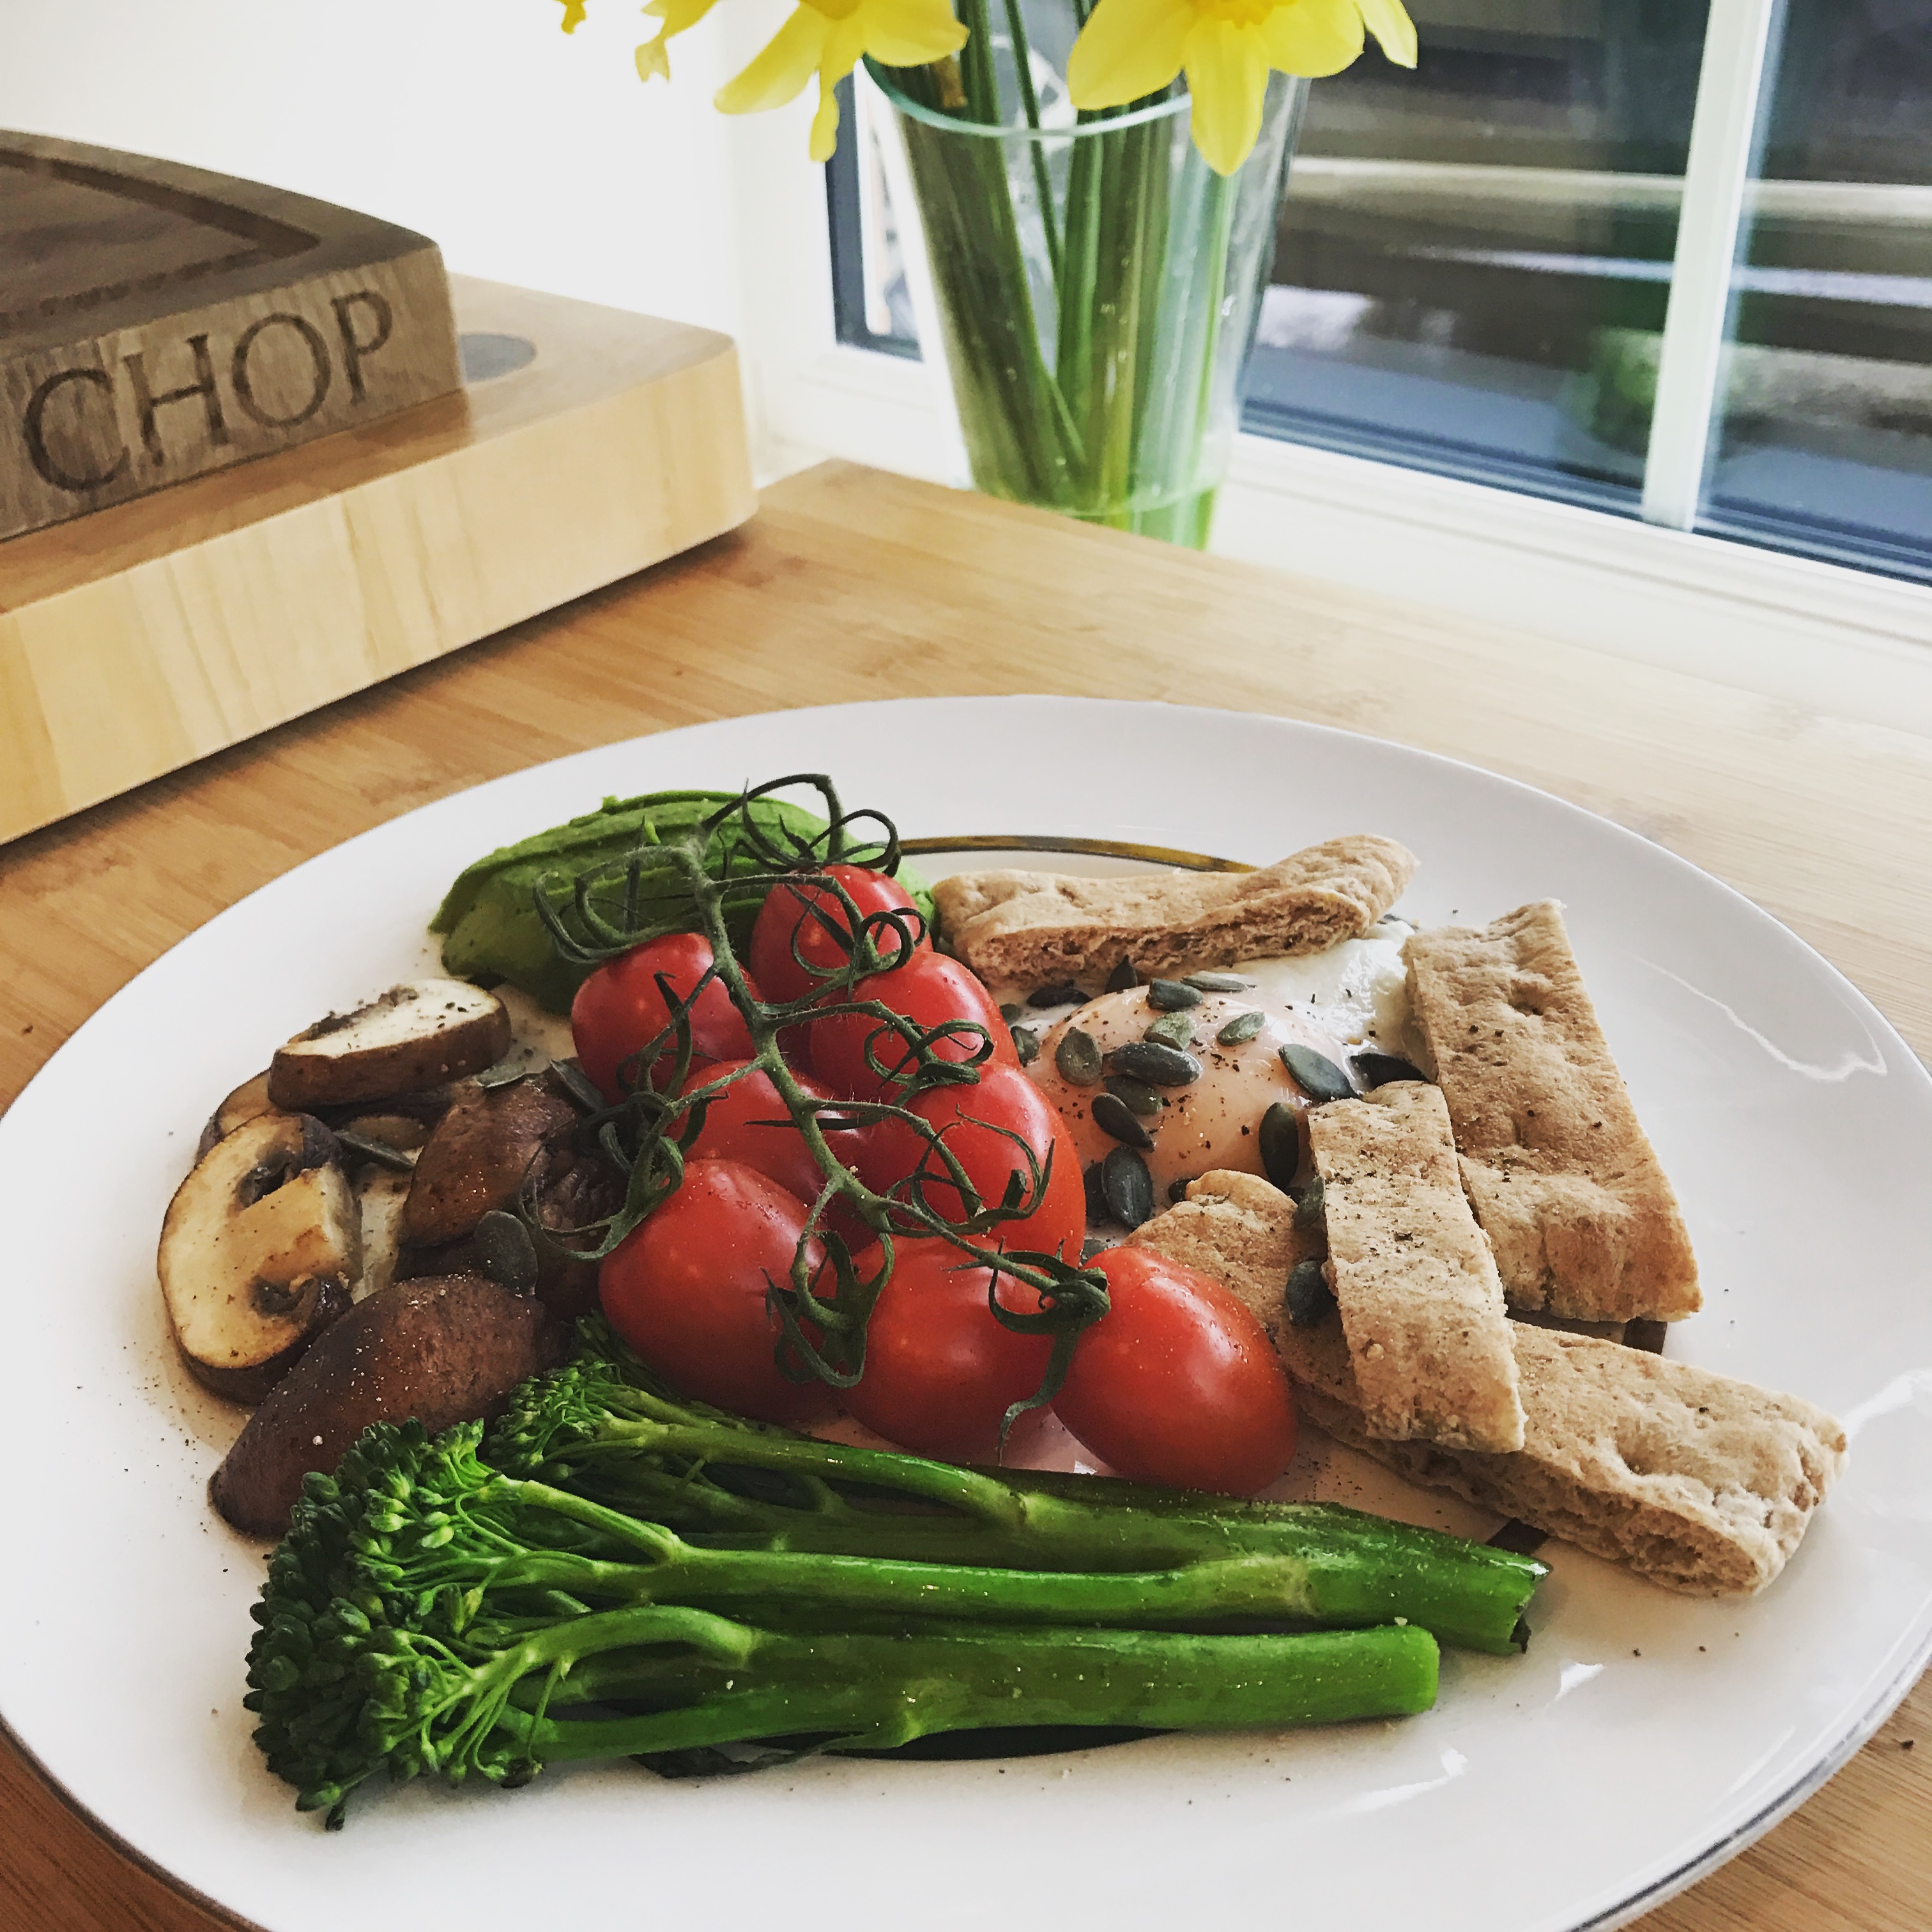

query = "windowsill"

[{"left": 758, "top": 341, "right": 1932, "bottom": 740}]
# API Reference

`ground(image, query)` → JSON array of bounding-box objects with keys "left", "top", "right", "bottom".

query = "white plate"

[{"left": 3, "top": 696, "right": 1929, "bottom": 1932}]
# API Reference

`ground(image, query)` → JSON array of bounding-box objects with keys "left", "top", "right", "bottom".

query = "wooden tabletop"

[{"left": 1, "top": 460, "right": 1926, "bottom": 1932}]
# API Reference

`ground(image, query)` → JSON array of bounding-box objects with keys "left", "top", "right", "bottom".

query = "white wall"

[{"left": 0, "top": 0, "right": 755, "bottom": 336}]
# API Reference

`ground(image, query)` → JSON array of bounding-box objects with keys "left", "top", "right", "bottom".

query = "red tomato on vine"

[
  {"left": 842, "top": 1239, "right": 1054, "bottom": 1459},
  {"left": 571, "top": 933, "right": 759, "bottom": 1101},
  {"left": 749, "top": 864, "right": 928, "bottom": 1006},
  {"left": 597, "top": 1158, "right": 825, "bottom": 1423},
  {"left": 1052, "top": 1246, "right": 1297, "bottom": 1494},
  {"left": 852, "top": 1062, "right": 1084, "bottom": 1260},
  {"left": 809, "top": 950, "right": 1015, "bottom": 1101}
]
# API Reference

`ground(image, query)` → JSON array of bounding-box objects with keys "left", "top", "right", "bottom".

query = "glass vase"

[{"left": 868, "top": 64, "right": 1306, "bottom": 549}]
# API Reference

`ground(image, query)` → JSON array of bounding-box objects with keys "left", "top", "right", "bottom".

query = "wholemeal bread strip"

[
  {"left": 1132, "top": 1172, "right": 1844, "bottom": 1597},
  {"left": 1307, "top": 1083, "right": 1526, "bottom": 1453},
  {"left": 932, "top": 834, "right": 1416, "bottom": 985},
  {"left": 1404, "top": 901, "right": 1700, "bottom": 1323}
]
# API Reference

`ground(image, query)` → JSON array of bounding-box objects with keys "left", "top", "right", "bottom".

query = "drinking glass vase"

[{"left": 868, "top": 63, "right": 1306, "bottom": 548}]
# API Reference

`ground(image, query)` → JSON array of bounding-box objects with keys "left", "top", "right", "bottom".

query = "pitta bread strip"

[
  {"left": 1307, "top": 1084, "right": 1526, "bottom": 1453},
  {"left": 1404, "top": 901, "right": 1700, "bottom": 1323},
  {"left": 1134, "top": 1172, "right": 1844, "bottom": 1597},
  {"left": 932, "top": 834, "right": 1416, "bottom": 985}
]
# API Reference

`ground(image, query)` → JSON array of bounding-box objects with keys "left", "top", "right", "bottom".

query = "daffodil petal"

[
  {"left": 636, "top": 35, "right": 671, "bottom": 80},
  {"left": 1068, "top": 0, "right": 1193, "bottom": 111},
  {"left": 1183, "top": 17, "right": 1269, "bottom": 175},
  {"left": 809, "top": 80, "right": 843, "bottom": 162},
  {"left": 1257, "top": 0, "right": 1363, "bottom": 77},
  {"left": 860, "top": 0, "right": 969, "bottom": 65},
  {"left": 645, "top": 0, "right": 719, "bottom": 27},
  {"left": 716, "top": 6, "right": 828, "bottom": 114},
  {"left": 1356, "top": 0, "right": 1418, "bottom": 66},
  {"left": 558, "top": 0, "right": 587, "bottom": 32}
]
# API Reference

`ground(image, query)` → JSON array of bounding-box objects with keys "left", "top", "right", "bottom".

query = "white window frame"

[{"left": 721, "top": 5, "right": 1932, "bottom": 732}]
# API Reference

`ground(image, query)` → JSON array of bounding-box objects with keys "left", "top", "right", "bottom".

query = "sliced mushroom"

[
  {"left": 400, "top": 1075, "right": 579, "bottom": 1246},
  {"left": 353, "top": 1168, "right": 413, "bottom": 1303},
  {"left": 209, "top": 1273, "right": 564, "bottom": 1537},
  {"left": 194, "top": 1071, "right": 278, "bottom": 1161},
  {"left": 158, "top": 1112, "right": 359, "bottom": 1402},
  {"left": 267, "top": 980, "right": 510, "bottom": 1111}
]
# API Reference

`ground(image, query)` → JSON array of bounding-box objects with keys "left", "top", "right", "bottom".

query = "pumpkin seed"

[
  {"left": 1216, "top": 1009, "right": 1266, "bottom": 1046},
  {"left": 1167, "top": 1176, "right": 1192, "bottom": 1204},
  {"left": 1090, "top": 1091, "right": 1155, "bottom": 1149},
  {"left": 476, "top": 1052, "right": 539, "bottom": 1090},
  {"left": 1009, "top": 1024, "right": 1039, "bottom": 1066},
  {"left": 1144, "top": 1011, "right": 1197, "bottom": 1050},
  {"left": 1028, "top": 981, "right": 1087, "bottom": 1009},
  {"left": 1104, "top": 958, "right": 1140, "bottom": 993},
  {"left": 551, "top": 1060, "right": 608, "bottom": 1114},
  {"left": 999, "top": 1003, "right": 1026, "bottom": 1023},
  {"left": 1184, "top": 972, "right": 1251, "bottom": 992},
  {"left": 334, "top": 1129, "right": 417, "bottom": 1174},
  {"left": 1105, "top": 1039, "right": 1202, "bottom": 1087},
  {"left": 475, "top": 1209, "right": 539, "bottom": 1296},
  {"left": 1259, "top": 1101, "right": 1304, "bottom": 1190},
  {"left": 1054, "top": 1025, "right": 1102, "bottom": 1085},
  {"left": 1279, "top": 1043, "right": 1354, "bottom": 1103},
  {"left": 1352, "top": 1050, "right": 1428, "bottom": 1089},
  {"left": 1284, "top": 1258, "right": 1337, "bottom": 1329},
  {"left": 1103, "top": 1073, "right": 1164, "bottom": 1119},
  {"left": 1293, "top": 1174, "right": 1326, "bottom": 1229},
  {"left": 1146, "top": 977, "right": 1202, "bottom": 1011},
  {"left": 1101, "top": 1147, "right": 1156, "bottom": 1229},
  {"left": 1082, "top": 1162, "right": 1108, "bottom": 1223}
]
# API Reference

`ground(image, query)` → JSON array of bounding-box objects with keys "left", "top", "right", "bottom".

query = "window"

[{"left": 826, "top": 2, "right": 1932, "bottom": 585}]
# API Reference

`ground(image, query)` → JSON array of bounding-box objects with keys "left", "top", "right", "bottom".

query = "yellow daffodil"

[
  {"left": 1068, "top": 0, "right": 1416, "bottom": 176},
  {"left": 714, "top": 0, "right": 968, "bottom": 162}
]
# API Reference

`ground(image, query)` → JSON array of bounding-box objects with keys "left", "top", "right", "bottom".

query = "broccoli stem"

[
  {"left": 511, "top": 1418, "right": 1543, "bottom": 1655},
  {"left": 509, "top": 1618, "right": 1441, "bottom": 1762}
]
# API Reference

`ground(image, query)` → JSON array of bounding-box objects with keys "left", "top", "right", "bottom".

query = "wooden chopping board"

[{"left": 1, "top": 130, "right": 462, "bottom": 540}]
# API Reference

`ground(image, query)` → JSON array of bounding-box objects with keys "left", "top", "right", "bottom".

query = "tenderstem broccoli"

[
  {"left": 247, "top": 1418, "right": 1443, "bottom": 1825},
  {"left": 245, "top": 1341, "right": 1542, "bottom": 1825}
]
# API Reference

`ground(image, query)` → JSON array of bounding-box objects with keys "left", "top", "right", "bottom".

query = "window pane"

[
  {"left": 825, "top": 77, "right": 919, "bottom": 358},
  {"left": 1243, "top": 0, "right": 1712, "bottom": 513},
  {"left": 1699, "top": 2, "right": 1932, "bottom": 583}
]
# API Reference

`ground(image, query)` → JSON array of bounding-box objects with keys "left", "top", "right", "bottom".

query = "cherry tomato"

[
  {"left": 597, "top": 1158, "right": 824, "bottom": 1422},
  {"left": 843, "top": 1238, "right": 1053, "bottom": 1459},
  {"left": 572, "top": 933, "right": 760, "bottom": 1101},
  {"left": 809, "top": 949, "right": 1015, "bottom": 1102},
  {"left": 1052, "top": 1246, "right": 1296, "bottom": 1494},
  {"left": 749, "top": 864, "right": 928, "bottom": 1006},
  {"left": 673, "top": 1059, "right": 871, "bottom": 1230},
  {"left": 852, "top": 1062, "right": 1084, "bottom": 1260}
]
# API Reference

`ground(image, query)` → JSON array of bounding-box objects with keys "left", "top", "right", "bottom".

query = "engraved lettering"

[
  {"left": 123, "top": 334, "right": 228, "bottom": 466},
  {"left": 330, "top": 290, "right": 394, "bottom": 403},
  {"left": 230, "top": 312, "right": 332, "bottom": 429},
  {"left": 22, "top": 367, "right": 130, "bottom": 493}
]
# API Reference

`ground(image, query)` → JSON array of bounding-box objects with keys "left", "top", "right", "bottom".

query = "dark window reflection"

[
  {"left": 1702, "top": 0, "right": 1932, "bottom": 581},
  {"left": 1244, "top": 1, "right": 1711, "bottom": 512}
]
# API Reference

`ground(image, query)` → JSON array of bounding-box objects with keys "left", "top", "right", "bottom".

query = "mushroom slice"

[
  {"left": 400, "top": 1075, "right": 580, "bottom": 1246},
  {"left": 266, "top": 980, "right": 510, "bottom": 1111},
  {"left": 158, "top": 1112, "right": 359, "bottom": 1403},
  {"left": 194, "top": 1071, "right": 278, "bottom": 1161},
  {"left": 353, "top": 1168, "right": 413, "bottom": 1303}
]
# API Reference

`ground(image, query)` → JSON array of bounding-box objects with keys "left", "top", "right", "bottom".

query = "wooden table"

[{"left": 1, "top": 461, "right": 1926, "bottom": 1932}]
